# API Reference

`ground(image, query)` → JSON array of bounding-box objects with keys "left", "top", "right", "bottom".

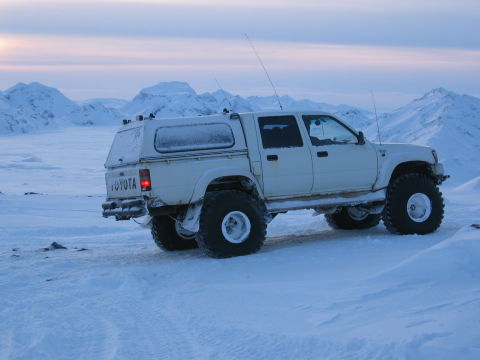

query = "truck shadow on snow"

[
  {"left": 262, "top": 226, "right": 407, "bottom": 255},
  {"left": 59, "top": 224, "right": 455, "bottom": 265}
]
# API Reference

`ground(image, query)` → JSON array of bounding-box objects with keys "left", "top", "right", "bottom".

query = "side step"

[{"left": 266, "top": 190, "right": 386, "bottom": 213}]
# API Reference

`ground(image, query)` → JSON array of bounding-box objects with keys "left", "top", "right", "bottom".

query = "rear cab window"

[
  {"left": 154, "top": 123, "right": 235, "bottom": 153},
  {"left": 258, "top": 115, "right": 303, "bottom": 149}
]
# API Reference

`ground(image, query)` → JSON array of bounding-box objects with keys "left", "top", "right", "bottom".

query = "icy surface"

[
  {"left": 0, "top": 126, "right": 479, "bottom": 359},
  {"left": 0, "top": 126, "right": 117, "bottom": 195},
  {"left": 0, "top": 192, "right": 479, "bottom": 359},
  {"left": 454, "top": 175, "right": 480, "bottom": 193}
]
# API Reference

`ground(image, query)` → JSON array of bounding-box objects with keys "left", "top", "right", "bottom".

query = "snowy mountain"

[
  {"left": 83, "top": 98, "right": 128, "bottom": 109},
  {"left": 0, "top": 81, "right": 372, "bottom": 134},
  {"left": 120, "top": 81, "right": 372, "bottom": 130},
  {"left": 121, "top": 81, "right": 217, "bottom": 118},
  {"left": 366, "top": 88, "right": 480, "bottom": 184},
  {"left": 0, "top": 82, "right": 121, "bottom": 134},
  {"left": 2, "top": 81, "right": 480, "bottom": 184},
  {"left": 200, "top": 89, "right": 257, "bottom": 113},
  {"left": 246, "top": 95, "right": 373, "bottom": 129}
]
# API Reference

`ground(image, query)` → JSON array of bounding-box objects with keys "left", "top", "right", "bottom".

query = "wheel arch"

[
  {"left": 189, "top": 167, "right": 264, "bottom": 203},
  {"left": 374, "top": 154, "right": 436, "bottom": 190},
  {"left": 389, "top": 161, "right": 435, "bottom": 184}
]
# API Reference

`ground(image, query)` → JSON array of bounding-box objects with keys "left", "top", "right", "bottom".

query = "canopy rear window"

[
  {"left": 154, "top": 123, "right": 235, "bottom": 153},
  {"left": 105, "top": 126, "right": 143, "bottom": 167}
]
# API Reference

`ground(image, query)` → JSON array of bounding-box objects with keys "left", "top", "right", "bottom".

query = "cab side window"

[
  {"left": 258, "top": 116, "right": 303, "bottom": 149},
  {"left": 302, "top": 115, "right": 358, "bottom": 146}
]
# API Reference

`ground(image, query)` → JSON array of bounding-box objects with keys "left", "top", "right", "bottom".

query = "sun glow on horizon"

[
  {"left": 0, "top": 37, "right": 11, "bottom": 56},
  {"left": 1, "top": 34, "right": 479, "bottom": 73},
  {"left": 1, "top": 32, "right": 479, "bottom": 109}
]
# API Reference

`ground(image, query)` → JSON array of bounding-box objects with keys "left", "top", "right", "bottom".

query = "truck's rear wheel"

[
  {"left": 325, "top": 207, "right": 381, "bottom": 230},
  {"left": 383, "top": 173, "right": 444, "bottom": 234},
  {"left": 151, "top": 216, "right": 198, "bottom": 251},
  {"left": 196, "top": 190, "right": 266, "bottom": 258}
]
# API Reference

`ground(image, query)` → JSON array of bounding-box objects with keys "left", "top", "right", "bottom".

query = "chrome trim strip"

[{"left": 140, "top": 149, "right": 248, "bottom": 162}]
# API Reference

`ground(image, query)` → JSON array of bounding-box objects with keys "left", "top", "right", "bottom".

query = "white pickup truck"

[{"left": 102, "top": 111, "right": 447, "bottom": 258}]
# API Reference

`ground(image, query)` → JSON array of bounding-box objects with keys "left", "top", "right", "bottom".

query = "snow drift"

[{"left": 454, "top": 176, "right": 480, "bottom": 193}]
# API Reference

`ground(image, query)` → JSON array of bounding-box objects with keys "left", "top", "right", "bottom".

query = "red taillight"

[{"left": 139, "top": 169, "right": 151, "bottom": 191}]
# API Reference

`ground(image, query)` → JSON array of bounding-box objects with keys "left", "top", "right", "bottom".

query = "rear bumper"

[{"left": 102, "top": 198, "right": 146, "bottom": 220}]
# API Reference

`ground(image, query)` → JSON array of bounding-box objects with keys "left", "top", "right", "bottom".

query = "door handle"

[
  {"left": 267, "top": 154, "right": 278, "bottom": 161},
  {"left": 317, "top": 151, "right": 328, "bottom": 158}
]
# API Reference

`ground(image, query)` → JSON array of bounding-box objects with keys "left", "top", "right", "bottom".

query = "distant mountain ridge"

[
  {"left": 1, "top": 81, "right": 479, "bottom": 184},
  {"left": 0, "top": 81, "right": 373, "bottom": 134},
  {"left": 365, "top": 87, "right": 480, "bottom": 183},
  {"left": 0, "top": 82, "right": 121, "bottom": 133}
]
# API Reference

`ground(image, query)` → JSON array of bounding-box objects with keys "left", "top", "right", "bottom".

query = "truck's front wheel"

[
  {"left": 383, "top": 173, "right": 444, "bottom": 234},
  {"left": 151, "top": 216, "right": 198, "bottom": 251},
  {"left": 196, "top": 191, "right": 266, "bottom": 258}
]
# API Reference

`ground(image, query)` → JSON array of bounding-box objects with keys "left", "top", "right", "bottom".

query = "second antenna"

[{"left": 244, "top": 33, "right": 283, "bottom": 111}]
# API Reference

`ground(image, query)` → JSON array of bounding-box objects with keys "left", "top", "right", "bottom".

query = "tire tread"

[
  {"left": 196, "top": 190, "right": 267, "bottom": 258},
  {"left": 382, "top": 173, "right": 444, "bottom": 234},
  {"left": 151, "top": 216, "right": 198, "bottom": 251}
]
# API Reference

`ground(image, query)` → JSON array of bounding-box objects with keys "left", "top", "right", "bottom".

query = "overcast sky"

[{"left": 0, "top": 0, "right": 479, "bottom": 111}]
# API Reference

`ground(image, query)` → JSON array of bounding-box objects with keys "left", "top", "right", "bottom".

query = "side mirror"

[{"left": 357, "top": 131, "right": 365, "bottom": 145}]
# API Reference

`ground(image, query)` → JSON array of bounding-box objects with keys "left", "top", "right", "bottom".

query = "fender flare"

[
  {"left": 189, "top": 167, "right": 264, "bottom": 203},
  {"left": 374, "top": 152, "right": 434, "bottom": 190}
]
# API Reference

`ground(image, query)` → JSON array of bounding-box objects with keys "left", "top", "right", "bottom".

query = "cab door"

[
  {"left": 256, "top": 114, "right": 313, "bottom": 198},
  {"left": 301, "top": 114, "right": 377, "bottom": 194}
]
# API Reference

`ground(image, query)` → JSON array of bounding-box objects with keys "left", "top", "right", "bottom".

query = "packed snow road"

[{"left": 1, "top": 190, "right": 479, "bottom": 359}]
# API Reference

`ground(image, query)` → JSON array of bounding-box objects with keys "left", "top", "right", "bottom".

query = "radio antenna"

[
  {"left": 215, "top": 78, "right": 233, "bottom": 110},
  {"left": 370, "top": 90, "right": 382, "bottom": 145},
  {"left": 244, "top": 33, "right": 283, "bottom": 111}
]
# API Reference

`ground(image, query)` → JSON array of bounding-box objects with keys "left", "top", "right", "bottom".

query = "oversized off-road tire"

[
  {"left": 151, "top": 216, "right": 198, "bottom": 251},
  {"left": 383, "top": 173, "right": 444, "bottom": 234},
  {"left": 196, "top": 190, "right": 267, "bottom": 258},
  {"left": 325, "top": 207, "right": 381, "bottom": 230}
]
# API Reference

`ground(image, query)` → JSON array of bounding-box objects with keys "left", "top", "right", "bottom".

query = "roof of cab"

[{"left": 119, "top": 110, "right": 339, "bottom": 129}]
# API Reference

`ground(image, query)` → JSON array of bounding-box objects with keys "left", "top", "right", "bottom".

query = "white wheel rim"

[
  {"left": 221, "top": 211, "right": 251, "bottom": 244},
  {"left": 347, "top": 207, "right": 369, "bottom": 221},
  {"left": 406, "top": 193, "right": 432, "bottom": 223},
  {"left": 175, "top": 220, "right": 196, "bottom": 240}
]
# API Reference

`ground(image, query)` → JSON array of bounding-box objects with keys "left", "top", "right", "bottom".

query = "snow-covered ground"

[
  {"left": 0, "top": 126, "right": 117, "bottom": 195},
  {"left": 1, "top": 126, "right": 480, "bottom": 359}
]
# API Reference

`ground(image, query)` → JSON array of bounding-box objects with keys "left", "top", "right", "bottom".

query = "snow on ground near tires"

[{"left": 1, "top": 127, "right": 480, "bottom": 359}]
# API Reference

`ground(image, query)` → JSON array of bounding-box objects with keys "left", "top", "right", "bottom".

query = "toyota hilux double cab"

[{"left": 102, "top": 111, "right": 447, "bottom": 258}]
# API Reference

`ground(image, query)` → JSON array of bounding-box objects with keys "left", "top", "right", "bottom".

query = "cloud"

[
  {"left": 1, "top": 33, "right": 478, "bottom": 109},
  {"left": 1, "top": 1, "right": 479, "bottom": 49},
  {"left": 3, "top": 0, "right": 479, "bottom": 13},
  {"left": 1, "top": 0, "right": 479, "bottom": 111},
  {"left": 2, "top": 34, "right": 479, "bottom": 72}
]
